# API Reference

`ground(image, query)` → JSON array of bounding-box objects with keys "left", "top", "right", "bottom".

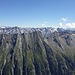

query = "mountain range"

[{"left": 0, "top": 27, "right": 75, "bottom": 75}]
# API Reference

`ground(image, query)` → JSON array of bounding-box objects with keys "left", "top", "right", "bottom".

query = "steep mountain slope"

[{"left": 0, "top": 27, "right": 75, "bottom": 75}]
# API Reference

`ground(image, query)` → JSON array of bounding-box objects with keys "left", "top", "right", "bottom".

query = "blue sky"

[{"left": 0, "top": 0, "right": 75, "bottom": 28}]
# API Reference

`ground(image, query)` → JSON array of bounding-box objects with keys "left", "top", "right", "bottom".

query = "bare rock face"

[{"left": 0, "top": 27, "right": 75, "bottom": 75}]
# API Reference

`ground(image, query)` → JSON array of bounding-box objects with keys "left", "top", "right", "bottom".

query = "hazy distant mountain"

[{"left": 0, "top": 27, "right": 75, "bottom": 75}]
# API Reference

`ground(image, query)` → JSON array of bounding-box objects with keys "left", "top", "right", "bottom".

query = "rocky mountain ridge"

[{"left": 0, "top": 27, "right": 75, "bottom": 75}]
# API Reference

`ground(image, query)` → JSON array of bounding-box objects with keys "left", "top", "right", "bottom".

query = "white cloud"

[
  {"left": 42, "top": 24, "right": 44, "bottom": 26},
  {"left": 66, "top": 23, "right": 75, "bottom": 28},
  {"left": 61, "top": 17, "right": 67, "bottom": 22},
  {"left": 41, "top": 21, "right": 48, "bottom": 27},
  {"left": 59, "top": 23, "right": 63, "bottom": 27}
]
